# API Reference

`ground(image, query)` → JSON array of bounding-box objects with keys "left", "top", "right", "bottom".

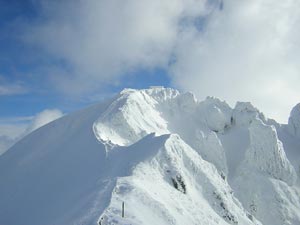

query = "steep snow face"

[
  {"left": 160, "top": 94, "right": 231, "bottom": 175},
  {"left": 244, "top": 118, "right": 297, "bottom": 185},
  {"left": 268, "top": 103, "right": 300, "bottom": 184},
  {"left": 288, "top": 103, "right": 300, "bottom": 138},
  {"left": 233, "top": 172, "right": 300, "bottom": 225},
  {"left": 231, "top": 118, "right": 299, "bottom": 225},
  {"left": 277, "top": 125, "right": 300, "bottom": 181},
  {"left": 99, "top": 134, "right": 261, "bottom": 225},
  {"left": 93, "top": 88, "right": 177, "bottom": 147},
  {"left": 196, "top": 130, "right": 228, "bottom": 175},
  {"left": 0, "top": 101, "right": 113, "bottom": 225}
]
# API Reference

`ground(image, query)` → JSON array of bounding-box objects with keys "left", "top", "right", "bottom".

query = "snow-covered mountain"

[{"left": 0, "top": 87, "right": 299, "bottom": 225}]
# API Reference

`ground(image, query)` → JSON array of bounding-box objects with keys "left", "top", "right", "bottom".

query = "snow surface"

[{"left": 0, "top": 87, "right": 299, "bottom": 225}]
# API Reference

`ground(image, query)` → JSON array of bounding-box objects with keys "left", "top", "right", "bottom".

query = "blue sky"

[
  {"left": 0, "top": 0, "right": 172, "bottom": 119},
  {"left": 0, "top": 0, "right": 62, "bottom": 117},
  {"left": 1, "top": 0, "right": 300, "bottom": 152}
]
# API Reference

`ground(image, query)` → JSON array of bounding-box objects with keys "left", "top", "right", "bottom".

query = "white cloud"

[
  {"left": 170, "top": 0, "right": 300, "bottom": 122},
  {"left": 23, "top": 0, "right": 206, "bottom": 95},
  {"left": 21, "top": 0, "right": 300, "bottom": 122},
  {"left": 0, "top": 109, "right": 63, "bottom": 155},
  {"left": 25, "top": 109, "right": 63, "bottom": 134}
]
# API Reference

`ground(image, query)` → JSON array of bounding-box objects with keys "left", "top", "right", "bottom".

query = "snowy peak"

[
  {"left": 120, "top": 87, "right": 180, "bottom": 102},
  {"left": 93, "top": 88, "right": 233, "bottom": 150},
  {"left": 93, "top": 88, "right": 176, "bottom": 148}
]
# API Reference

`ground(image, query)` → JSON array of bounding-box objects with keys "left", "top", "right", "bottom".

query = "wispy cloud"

[
  {"left": 0, "top": 75, "right": 28, "bottom": 96},
  {"left": 0, "top": 109, "right": 63, "bottom": 155},
  {"left": 16, "top": 0, "right": 300, "bottom": 122},
  {"left": 0, "top": 116, "right": 33, "bottom": 124},
  {"left": 24, "top": 109, "right": 63, "bottom": 134},
  {"left": 0, "top": 83, "right": 28, "bottom": 96}
]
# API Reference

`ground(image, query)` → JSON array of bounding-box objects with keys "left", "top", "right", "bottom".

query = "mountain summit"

[{"left": 0, "top": 87, "right": 299, "bottom": 225}]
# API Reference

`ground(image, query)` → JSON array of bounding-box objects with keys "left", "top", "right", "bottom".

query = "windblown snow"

[{"left": 0, "top": 87, "right": 299, "bottom": 225}]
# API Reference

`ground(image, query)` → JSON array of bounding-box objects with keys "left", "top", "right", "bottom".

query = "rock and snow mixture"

[{"left": 0, "top": 87, "right": 299, "bottom": 225}]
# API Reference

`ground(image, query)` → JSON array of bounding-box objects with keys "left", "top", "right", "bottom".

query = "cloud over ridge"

[
  {"left": 21, "top": 0, "right": 300, "bottom": 122},
  {"left": 0, "top": 109, "right": 63, "bottom": 155}
]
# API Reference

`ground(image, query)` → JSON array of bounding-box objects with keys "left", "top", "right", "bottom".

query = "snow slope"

[{"left": 0, "top": 87, "right": 299, "bottom": 225}]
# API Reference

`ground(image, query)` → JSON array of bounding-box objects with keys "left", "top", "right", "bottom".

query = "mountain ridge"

[{"left": 0, "top": 87, "right": 299, "bottom": 225}]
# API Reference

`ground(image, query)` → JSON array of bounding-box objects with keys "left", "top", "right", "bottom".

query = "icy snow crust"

[{"left": 0, "top": 87, "right": 299, "bottom": 225}]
